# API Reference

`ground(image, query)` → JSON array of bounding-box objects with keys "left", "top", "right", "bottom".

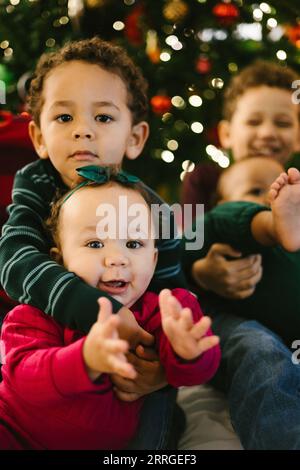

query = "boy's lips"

[
  {"left": 98, "top": 280, "right": 129, "bottom": 295},
  {"left": 69, "top": 151, "right": 98, "bottom": 161}
]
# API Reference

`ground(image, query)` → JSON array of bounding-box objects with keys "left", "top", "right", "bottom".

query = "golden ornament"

[
  {"left": 86, "top": 0, "right": 107, "bottom": 8},
  {"left": 163, "top": 0, "right": 189, "bottom": 23}
]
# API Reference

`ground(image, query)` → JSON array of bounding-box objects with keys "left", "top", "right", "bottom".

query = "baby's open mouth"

[
  {"left": 98, "top": 280, "right": 129, "bottom": 294},
  {"left": 103, "top": 280, "right": 127, "bottom": 288}
]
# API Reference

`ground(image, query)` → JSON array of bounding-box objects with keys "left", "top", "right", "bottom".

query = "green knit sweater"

[
  {"left": 0, "top": 159, "right": 186, "bottom": 333},
  {"left": 182, "top": 201, "right": 300, "bottom": 346}
]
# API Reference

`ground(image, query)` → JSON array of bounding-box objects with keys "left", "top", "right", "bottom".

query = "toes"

[
  {"left": 270, "top": 181, "right": 281, "bottom": 191},
  {"left": 288, "top": 167, "right": 300, "bottom": 184},
  {"left": 277, "top": 173, "right": 288, "bottom": 185},
  {"left": 269, "top": 172, "right": 288, "bottom": 200},
  {"left": 268, "top": 188, "right": 277, "bottom": 202}
]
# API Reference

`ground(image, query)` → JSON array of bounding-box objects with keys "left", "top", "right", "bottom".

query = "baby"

[
  {"left": 0, "top": 167, "right": 220, "bottom": 450},
  {"left": 183, "top": 157, "right": 300, "bottom": 346}
]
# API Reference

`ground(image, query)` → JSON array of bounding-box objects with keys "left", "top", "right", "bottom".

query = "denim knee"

[
  {"left": 222, "top": 319, "right": 294, "bottom": 378},
  {"left": 227, "top": 320, "right": 287, "bottom": 353}
]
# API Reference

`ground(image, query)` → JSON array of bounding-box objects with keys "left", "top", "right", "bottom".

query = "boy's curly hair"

[
  {"left": 223, "top": 60, "right": 300, "bottom": 121},
  {"left": 27, "top": 36, "right": 148, "bottom": 126}
]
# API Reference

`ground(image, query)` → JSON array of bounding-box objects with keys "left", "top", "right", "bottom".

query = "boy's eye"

[
  {"left": 126, "top": 240, "right": 143, "bottom": 249},
  {"left": 87, "top": 240, "right": 104, "bottom": 249},
  {"left": 56, "top": 114, "right": 72, "bottom": 123},
  {"left": 247, "top": 120, "right": 261, "bottom": 126},
  {"left": 95, "top": 114, "right": 113, "bottom": 123},
  {"left": 276, "top": 121, "right": 292, "bottom": 128}
]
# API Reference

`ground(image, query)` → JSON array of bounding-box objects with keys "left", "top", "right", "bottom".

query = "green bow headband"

[{"left": 62, "top": 165, "right": 141, "bottom": 204}]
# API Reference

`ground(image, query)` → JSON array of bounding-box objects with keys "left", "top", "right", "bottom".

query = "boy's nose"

[
  {"left": 257, "top": 122, "right": 277, "bottom": 138},
  {"left": 72, "top": 125, "right": 95, "bottom": 140}
]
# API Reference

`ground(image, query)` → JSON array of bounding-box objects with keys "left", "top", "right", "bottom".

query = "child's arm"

[
  {"left": 143, "top": 288, "right": 221, "bottom": 388},
  {"left": 140, "top": 182, "right": 188, "bottom": 290},
  {"left": 0, "top": 164, "right": 152, "bottom": 348},
  {"left": 1, "top": 304, "right": 122, "bottom": 404}
]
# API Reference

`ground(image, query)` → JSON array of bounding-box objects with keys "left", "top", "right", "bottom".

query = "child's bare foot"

[{"left": 268, "top": 168, "right": 300, "bottom": 252}]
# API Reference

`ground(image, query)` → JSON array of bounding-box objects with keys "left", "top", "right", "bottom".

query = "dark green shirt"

[
  {"left": 182, "top": 201, "right": 300, "bottom": 346},
  {"left": 0, "top": 159, "right": 186, "bottom": 333}
]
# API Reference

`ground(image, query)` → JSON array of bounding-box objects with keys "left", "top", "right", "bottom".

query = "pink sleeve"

[
  {"left": 1, "top": 305, "right": 108, "bottom": 405},
  {"left": 144, "top": 289, "right": 221, "bottom": 388}
]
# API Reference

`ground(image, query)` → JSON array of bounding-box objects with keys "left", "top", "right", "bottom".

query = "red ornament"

[
  {"left": 286, "top": 24, "right": 300, "bottom": 48},
  {"left": 196, "top": 55, "right": 212, "bottom": 74},
  {"left": 124, "top": 4, "right": 145, "bottom": 46},
  {"left": 213, "top": 2, "right": 239, "bottom": 26},
  {"left": 150, "top": 95, "right": 172, "bottom": 115}
]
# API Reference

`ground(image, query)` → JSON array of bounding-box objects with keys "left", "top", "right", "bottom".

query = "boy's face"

[
  {"left": 29, "top": 61, "right": 149, "bottom": 187},
  {"left": 218, "top": 157, "right": 284, "bottom": 206},
  {"left": 56, "top": 184, "right": 158, "bottom": 308},
  {"left": 219, "top": 86, "right": 300, "bottom": 164}
]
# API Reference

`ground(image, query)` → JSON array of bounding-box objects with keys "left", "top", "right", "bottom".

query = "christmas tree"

[{"left": 0, "top": 0, "right": 300, "bottom": 201}]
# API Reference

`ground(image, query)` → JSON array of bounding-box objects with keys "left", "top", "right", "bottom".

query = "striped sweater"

[{"left": 0, "top": 159, "right": 186, "bottom": 333}]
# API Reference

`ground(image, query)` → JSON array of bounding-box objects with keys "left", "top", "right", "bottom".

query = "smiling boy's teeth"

[{"left": 253, "top": 147, "right": 280, "bottom": 155}]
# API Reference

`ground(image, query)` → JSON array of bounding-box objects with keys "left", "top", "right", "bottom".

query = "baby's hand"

[
  {"left": 83, "top": 298, "right": 137, "bottom": 382},
  {"left": 159, "top": 289, "right": 219, "bottom": 361}
]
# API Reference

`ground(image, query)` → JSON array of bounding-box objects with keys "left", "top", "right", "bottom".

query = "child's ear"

[
  {"left": 28, "top": 120, "right": 48, "bottom": 159},
  {"left": 50, "top": 247, "right": 63, "bottom": 264},
  {"left": 153, "top": 248, "right": 158, "bottom": 266},
  {"left": 126, "top": 121, "right": 149, "bottom": 160},
  {"left": 218, "top": 120, "right": 232, "bottom": 150}
]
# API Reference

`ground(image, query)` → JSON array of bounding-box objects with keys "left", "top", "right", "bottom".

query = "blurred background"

[{"left": 0, "top": 0, "right": 300, "bottom": 202}]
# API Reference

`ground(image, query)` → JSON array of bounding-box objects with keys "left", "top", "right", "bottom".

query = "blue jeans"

[
  {"left": 208, "top": 311, "right": 300, "bottom": 450},
  {"left": 127, "top": 387, "right": 182, "bottom": 450}
]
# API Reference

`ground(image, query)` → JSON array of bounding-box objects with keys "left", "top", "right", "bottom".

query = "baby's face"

[
  {"left": 57, "top": 184, "right": 157, "bottom": 308},
  {"left": 220, "top": 86, "right": 300, "bottom": 164},
  {"left": 29, "top": 60, "right": 148, "bottom": 187},
  {"left": 219, "top": 157, "right": 284, "bottom": 206}
]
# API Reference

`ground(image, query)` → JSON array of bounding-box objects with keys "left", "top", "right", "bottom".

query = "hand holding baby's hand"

[
  {"left": 192, "top": 244, "right": 262, "bottom": 299},
  {"left": 83, "top": 298, "right": 137, "bottom": 382},
  {"left": 159, "top": 289, "right": 219, "bottom": 361}
]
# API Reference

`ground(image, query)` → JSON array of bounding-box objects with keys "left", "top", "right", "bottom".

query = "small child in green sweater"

[{"left": 183, "top": 156, "right": 300, "bottom": 346}]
